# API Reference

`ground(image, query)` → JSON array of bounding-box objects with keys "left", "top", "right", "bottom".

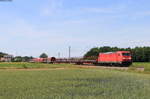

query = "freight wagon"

[{"left": 30, "top": 57, "right": 56, "bottom": 63}]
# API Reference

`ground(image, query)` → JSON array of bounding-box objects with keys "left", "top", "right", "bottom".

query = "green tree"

[
  {"left": 40, "top": 53, "right": 48, "bottom": 58},
  {"left": 12, "top": 56, "right": 33, "bottom": 62},
  {"left": 13, "top": 56, "right": 23, "bottom": 62},
  {"left": 22, "top": 56, "right": 33, "bottom": 62},
  {"left": 84, "top": 46, "right": 150, "bottom": 62},
  {"left": 0, "top": 52, "right": 7, "bottom": 58}
]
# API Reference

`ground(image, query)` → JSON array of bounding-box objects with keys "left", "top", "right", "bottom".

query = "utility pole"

[
  {"left": 58, "top": 52, "right": 60, "bottom": 58},
  {"left": 69, "top": 46, "right": 71, "bottom": 59}
]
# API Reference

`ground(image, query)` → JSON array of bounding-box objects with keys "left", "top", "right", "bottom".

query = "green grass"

[
  {"left": 0, "top": 69, "right": 150, "bottom": 99},
  {"left": 130, "top": 62, "right": 150, "bottom": 72},
  {"left": 132, "top": 62, "right": 150, "bottom": 67},
  {"left": 0, "top": 62, "right": 150, "bottom": 73},
  {"left": 0, "top": 63, "right": 149, "bottom": 98},
  {"left": 0, "top": 62, "right": 76, "bottom": 69}
]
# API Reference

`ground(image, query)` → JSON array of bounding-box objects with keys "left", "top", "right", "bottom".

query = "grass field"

[
  {"left": 0, "top": 62, "right": 75, "bottom": 69},
  {"left": 130, "top": 62, "right": 150, "bottom": 73},
  {"left": 0, "top": 69, "right": 150, "bottom": 99},
  {"left": 0, "top": 62, "right": 149, "bottom": 99}
]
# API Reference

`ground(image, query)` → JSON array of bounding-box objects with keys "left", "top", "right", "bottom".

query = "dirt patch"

[
  {"left": 0, "top": 65, "right": 130, "bottom": 71},
  {"left": 0, "top": 68, "right": 66, "bottom": 71},
  {"left": 136, "top": 67, "right": 145, "bottom": 72},
  {"left": 77, "top": 65, "right": 129, "bottom": 70}
]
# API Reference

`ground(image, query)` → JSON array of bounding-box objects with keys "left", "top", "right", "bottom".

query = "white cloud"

[
  {"left": 136, "top": 11, "right": 150, "bottom": 17},
  {"left": 80, "top": 3, "right": 128, "bottom": 14},
  {"left": 118, "top": 40, "right": 150, "bottom": 48},
  {"left": 40, "top": 0, "right": 63, "bottom": 16},
  {"left": 81, "top": 7, "right": 116, "bottom": 14}
]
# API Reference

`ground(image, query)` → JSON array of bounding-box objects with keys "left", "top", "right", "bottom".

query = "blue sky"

[{"left": 0, "top": 0, "right": 150, "bottom": 57}]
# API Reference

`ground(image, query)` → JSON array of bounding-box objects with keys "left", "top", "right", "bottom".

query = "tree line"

[
  {"left": 0, "top": 52, "right": 48, "bottom": 62},
  {"left": 84, "top": 46, "right": 150, "bottom": 62},
  {"left": 0, "top": 52, "right": 8, "bottom": 58},
  {"left": 12, "top": 53, "right": 48, "bottom": 62}
]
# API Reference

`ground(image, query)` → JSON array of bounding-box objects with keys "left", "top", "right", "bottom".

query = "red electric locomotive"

[{"left": 97, "top": 51, "right": 132, "bottom": 66}]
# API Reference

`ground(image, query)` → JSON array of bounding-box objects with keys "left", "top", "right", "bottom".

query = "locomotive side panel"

[
  {"left": 98, "top": 52, "right": 120, "bottom": 63},
  {"left": 98, "top": 51, "right": 132, "bottom": 66}
]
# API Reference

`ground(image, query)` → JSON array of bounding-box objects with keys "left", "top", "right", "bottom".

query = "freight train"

[{"left": 30, "top": 51, "right": 132, "bottom": 66}]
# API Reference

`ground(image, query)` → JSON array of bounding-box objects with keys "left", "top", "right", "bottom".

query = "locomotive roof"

[{"left": 100, "top": 51, "right": 130, "bottom": 54}]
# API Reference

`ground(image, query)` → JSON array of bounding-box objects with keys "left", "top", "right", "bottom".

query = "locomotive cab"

[{"left": 120, "top": 52, "right": 132, "bottom": 66}]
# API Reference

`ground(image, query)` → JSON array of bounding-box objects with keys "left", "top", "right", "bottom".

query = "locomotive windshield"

[{"left": 122, "top": 53, "right": 131, "bottom": 56}]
